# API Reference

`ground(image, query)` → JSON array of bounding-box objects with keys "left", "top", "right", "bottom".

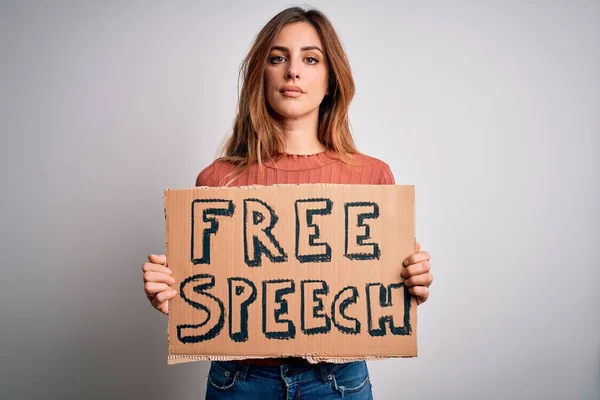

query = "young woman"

[{"left": 142, "top": 6, "right": 433, "bottom": 399}]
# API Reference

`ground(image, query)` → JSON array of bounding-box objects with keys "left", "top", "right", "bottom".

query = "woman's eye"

[
  {"left": 305, "top": 57, "right": 318, "bottom": 65},
  {"left": 270, "top": 55, "right": 286, "bottom": 63}
]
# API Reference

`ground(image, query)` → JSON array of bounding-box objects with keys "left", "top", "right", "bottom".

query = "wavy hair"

[{"left": 219, "top": 6, "right": 359, "bottom": 171}]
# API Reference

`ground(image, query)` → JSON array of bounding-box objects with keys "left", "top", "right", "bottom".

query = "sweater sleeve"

[
  {"left": 195, "top": 162, "right": 217, "bottom": 187},
  {"left": 380, "top": 163, "right": 396, "bottom": 184}
]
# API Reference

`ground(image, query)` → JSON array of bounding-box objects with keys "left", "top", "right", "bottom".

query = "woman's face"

[{"left": 264, "top": 22, "right": 329, "bottom": 121}]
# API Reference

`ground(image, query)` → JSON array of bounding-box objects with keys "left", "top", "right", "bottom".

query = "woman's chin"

[{"left": 271, "top": 106, "right": 315, "bottom": 121}]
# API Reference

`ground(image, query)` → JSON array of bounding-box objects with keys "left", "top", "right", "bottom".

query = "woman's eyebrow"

[{"left": 270, "top": 45, "right": 324, "bottom": 54}]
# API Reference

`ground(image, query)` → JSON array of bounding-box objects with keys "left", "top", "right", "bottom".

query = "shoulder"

[
  {"left": 195, "top": 159, "right": 237, "bottom": 187},
  {"left": 352, "top": 153, "right": 395, "bottom": 184}
]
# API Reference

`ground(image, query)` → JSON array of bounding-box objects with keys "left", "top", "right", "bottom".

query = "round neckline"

[{"left": 262, "top": 150, "right": 340, "bottom": 171}]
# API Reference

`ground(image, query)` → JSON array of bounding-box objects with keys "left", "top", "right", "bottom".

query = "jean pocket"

[
  {"left": 328, "top": 361, "right": 371, "bottom": 396},
  {"left": 207, "top": 361, "right": 239, "bottom": 391}
]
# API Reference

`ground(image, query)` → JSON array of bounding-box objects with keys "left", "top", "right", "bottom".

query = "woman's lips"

[{"left": 281, "top": 90, "right": 303, "bottom": 98}]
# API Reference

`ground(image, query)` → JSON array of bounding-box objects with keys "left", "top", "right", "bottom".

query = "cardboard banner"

[{"left": 164, "top": 184, "right": 416, "bottom": 365}]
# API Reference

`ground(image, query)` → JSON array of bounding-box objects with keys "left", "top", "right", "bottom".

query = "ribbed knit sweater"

[{"left": 196, "top": 150, "right": 395, "bottom": 187}]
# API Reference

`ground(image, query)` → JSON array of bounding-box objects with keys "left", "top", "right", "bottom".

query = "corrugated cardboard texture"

[{"left": 164, "top": 184, "right": 416, "bottom": 365}]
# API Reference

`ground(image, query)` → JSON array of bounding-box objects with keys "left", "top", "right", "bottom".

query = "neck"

[{"left": 277, "top": 109, "right": 326, "bottom": 155}]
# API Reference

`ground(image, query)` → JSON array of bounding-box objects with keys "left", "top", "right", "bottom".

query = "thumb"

[
  {"left": 415, "top": 240, "right": 420, "bottom": 253},
  {"left": 148, "top": 253, "right": 167, "bottom": 265}
]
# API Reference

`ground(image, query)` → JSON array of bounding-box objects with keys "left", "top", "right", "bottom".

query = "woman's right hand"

[{"left": 142, "top": 254, "right": 177, "bottom": 315}]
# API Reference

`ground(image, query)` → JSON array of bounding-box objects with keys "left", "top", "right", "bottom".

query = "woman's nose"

[{"left": 286, "top": 60, "right": 300, "bottom": 79}]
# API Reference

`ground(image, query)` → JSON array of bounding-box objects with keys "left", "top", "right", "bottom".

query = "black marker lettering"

[
  {"left": 262, "top": 279, "right": 296, "bottom": 340},
  {"left": 177, "top": 274, "right": 225, "bottom": 343},
  {"left": 331, "top": 286, "right": 361, "bottom": 335},
  {"left": 301, "top": 280, "right": 331, "bottom": 335},
  {"left": 344, "top": 202, "right": 380, "bottom": 260},
  {"left": 244, "top": 198, "right": 287, "bottom": 267},
  {"left": 365, "top": 282, "right": 411, "bottom": 337},
  {"left": 295, "top": 198, "right": 333, "bottom": 263},
  {"left": 191, "top": 199, "right": 235, "bottom": 264},
  {"left": 228, "top": 277, "right": 257, "bottom": 342}
]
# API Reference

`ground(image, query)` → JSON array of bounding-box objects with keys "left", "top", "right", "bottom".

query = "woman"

[{"left": 142, "top": 6, "right": 433, "bottom": 399}]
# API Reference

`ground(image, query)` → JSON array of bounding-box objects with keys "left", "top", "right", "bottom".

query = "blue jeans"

[{"left": 205, "top": 360, "right": 373, "bottom": 399}]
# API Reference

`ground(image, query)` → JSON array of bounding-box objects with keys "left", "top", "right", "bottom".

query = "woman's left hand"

[{"left": 401, "top": 241, "right": 433, "bottom": 305}]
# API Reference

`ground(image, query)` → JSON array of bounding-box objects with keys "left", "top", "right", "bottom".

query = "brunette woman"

[{"left": 142, "top": 6, "right": 433, "bottom": 399}]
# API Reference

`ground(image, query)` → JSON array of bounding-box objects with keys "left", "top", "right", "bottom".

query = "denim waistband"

[{"left": 211, "top": 360, "right": 347, "bottom": 385}]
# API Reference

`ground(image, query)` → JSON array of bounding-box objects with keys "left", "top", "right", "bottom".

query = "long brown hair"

[{"left": 219, "top": 6, "right": 359, "bottom": 173}]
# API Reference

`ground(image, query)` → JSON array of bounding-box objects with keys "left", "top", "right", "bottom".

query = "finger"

[
  {"left": 152, "top": 289, "right": 178, "bottom": 308},
  {"left": 403, "top": 250, "right": 431, "bottom": 267},
  {"left": 401, "top": 260, "right": 431, "bottom": 279},
  {"left": 156, "top": 302, "right": 169, "bottom": 315},
  {"left": 142, "top": 262, "right": 172, "bottom": 275},
  {"left": 403, "top": 272, "right": 433, "bottom": 288},
  {"left": 148, "top": 254, "right": 167, "bottom": 266},
  {"left": 153, "top": 290, "right": 177, "bottom": 315},
  {"left": 144, "top": 271, "right": 175, "bottom": 285},
  {"left": 153, "top": 297, "right": 169, "bottom": 315},
  {"left": 408, "top": 286, "right": 429, "bottom": 304},
  {"left": 415, "top": 241, "right": 420, "bottom": 252},
  {"left": 144, "top": 281, "right": 173, "bottom": 295}
]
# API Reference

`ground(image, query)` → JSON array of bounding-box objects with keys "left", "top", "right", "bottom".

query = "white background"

[{"left": 1, "top": 1, "right": 598, "bottom": 398}]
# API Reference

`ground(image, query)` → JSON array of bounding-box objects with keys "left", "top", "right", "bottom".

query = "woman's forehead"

[{"left": 271, "top": 22, "right": 323, "bottom": 49}]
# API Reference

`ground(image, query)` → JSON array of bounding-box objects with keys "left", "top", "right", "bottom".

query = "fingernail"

[
  {"left": 403, "top": 260, "right": 408, "bottom": 266},
  {"left": 170, "top": 278, "right": 175, "bottom": 284}
]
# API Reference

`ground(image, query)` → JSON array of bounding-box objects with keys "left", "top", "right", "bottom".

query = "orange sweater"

[
  {"left": 195, "top": 150, "right": 395, "bottom": 365},
  {"left": 196, "top": 150, "right": 395, "bottom": 187}
]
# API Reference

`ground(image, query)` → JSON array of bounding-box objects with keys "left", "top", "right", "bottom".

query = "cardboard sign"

[{"left": 164, "top": 184, "right": 416, "bottom": 365}]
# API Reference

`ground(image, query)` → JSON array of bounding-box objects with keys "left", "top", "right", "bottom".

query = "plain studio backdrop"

[{"left": 1, "top": 1, "right": 598, "bottom": 399}]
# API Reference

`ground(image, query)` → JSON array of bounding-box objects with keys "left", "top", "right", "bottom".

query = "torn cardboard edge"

[
  {"left": 167, "top": 353, "right": 418, "bottom": 365},
  {"left": 165, "top": 325, "right": 419, "bottom": 365},
  {"left": 164, "top": 182, "right": 414, "bottom": 193}
]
